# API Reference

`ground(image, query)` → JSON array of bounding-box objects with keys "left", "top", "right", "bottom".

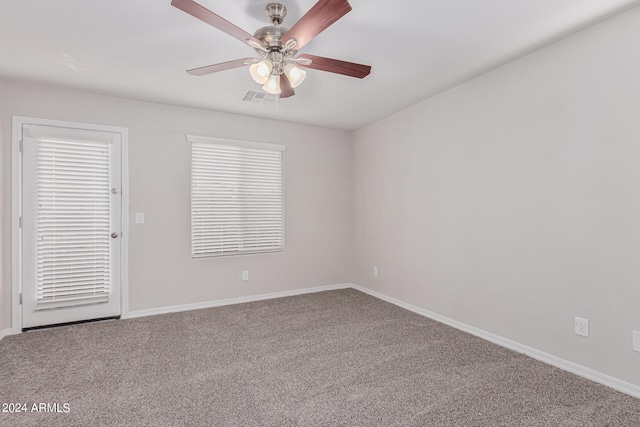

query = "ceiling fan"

[{"left": 171, "top": 0, "right": 371, "bottom": 98}]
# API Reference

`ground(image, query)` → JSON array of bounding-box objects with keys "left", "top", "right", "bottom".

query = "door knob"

[{"left": 111, "top": 232, "right": 119, "bottom": 239}]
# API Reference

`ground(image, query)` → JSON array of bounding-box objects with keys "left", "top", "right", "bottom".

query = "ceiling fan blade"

[
  {"left": 187, "top": 58, "right": 256, "bottom": 76},
  {"left": 171, "top": 0, "right": 264, "bottom": 49},
  {"left": 297, "top": 54, "right": 371, "bottom": 78},
  {"left": 283, "top": 0, "right": 352, "bottom": 50},
  {"left": 279, "top": 75, "right": 295, "bottom": 98}
]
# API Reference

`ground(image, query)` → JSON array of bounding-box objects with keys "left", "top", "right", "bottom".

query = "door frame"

[{"left": 11, "top": 116, "right": 129, "bottom": 333}]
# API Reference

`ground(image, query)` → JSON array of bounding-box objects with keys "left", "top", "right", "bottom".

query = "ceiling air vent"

[{"left": 242, "top": 91, "right": 276, "bottom": 105}]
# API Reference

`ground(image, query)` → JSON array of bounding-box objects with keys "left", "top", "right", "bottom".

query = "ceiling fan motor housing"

[
  {"left": 256, "top": 3, "right": 298, "bottom": 57},
  {"left": 254, "top": 26, "right": 291, "bottom": 51}
]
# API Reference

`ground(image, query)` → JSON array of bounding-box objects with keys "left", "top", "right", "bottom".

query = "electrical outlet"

[
  {"left": 373, "top": 266, "right": 378, "bottom": 277},
  {"left": 242, "top": 270, "right": 249, "bottom": 281},
  {"left": 633, "top": 331, "right": 640, "bottom": 352},
  {"left": 575, "top": 317, "right": 589, "bottom": 338}
]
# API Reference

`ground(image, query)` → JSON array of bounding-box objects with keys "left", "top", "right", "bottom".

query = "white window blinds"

[
  {"left": 34, "top": 136, "right": 112, "bottom": 309},
  {"left": 189, "top": 135, "right": 285, "bottom": 258}
]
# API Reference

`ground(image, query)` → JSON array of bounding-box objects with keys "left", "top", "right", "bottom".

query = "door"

[{"left": 21, "top": 123, "right": 122, "bottom": 329}]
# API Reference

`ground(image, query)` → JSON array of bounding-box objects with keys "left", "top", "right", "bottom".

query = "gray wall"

[
  {"left": 353, "top": 7, "right": 640, "bottom": 386},
  {"left": 1, "top": 81, "right": 353, "bottom": 328}
]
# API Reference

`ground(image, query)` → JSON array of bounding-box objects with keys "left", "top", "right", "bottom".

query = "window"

[{"left": 189, "top": 135, "right": 284, "bottom": 258}]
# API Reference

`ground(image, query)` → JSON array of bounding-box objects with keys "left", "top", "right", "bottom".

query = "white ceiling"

[{"left": 1, "top": 0, "right": 638, "bottom": 130}]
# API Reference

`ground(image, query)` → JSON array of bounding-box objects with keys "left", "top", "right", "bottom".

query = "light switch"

[
  {"left": 135, "top": 212, "right": 144, "bottom": 224},
  {"left": 633, "top": 331, "right": 640, "bottom": 353}
]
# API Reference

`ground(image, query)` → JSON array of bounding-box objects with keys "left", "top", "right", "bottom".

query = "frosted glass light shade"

[
  {"left": 262, "top": 74, "right": 281, "bottom": 95},
  {"left": 249, "top": 60, "right": 272, "bottom": 84},
  {"left": 284, "top": 63, "right": 306, "bottom": 88}
]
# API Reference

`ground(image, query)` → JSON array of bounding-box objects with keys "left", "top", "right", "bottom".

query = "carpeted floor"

[{"left": 1, "top": 289, "right": 639, "bottom": 426}]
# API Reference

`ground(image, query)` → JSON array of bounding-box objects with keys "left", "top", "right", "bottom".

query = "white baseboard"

[
  {"left": 127, "top": 283, "right": 352, "bottom": 319},
  {"left": 350, "top": 284, "right": 640, "bottom": 399}
]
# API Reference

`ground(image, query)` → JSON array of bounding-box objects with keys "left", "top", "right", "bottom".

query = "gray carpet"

[{"left": 1, "top": 289, "right": 639, "bottom": 426}]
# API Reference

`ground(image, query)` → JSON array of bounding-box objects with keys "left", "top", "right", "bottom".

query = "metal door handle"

[{"left": 111, "top": 232, "right": 119, "bottom": 239}]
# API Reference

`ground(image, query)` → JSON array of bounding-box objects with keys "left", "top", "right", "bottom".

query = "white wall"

[
  {"left": 0, "top": 81, "right": 353, "bottom": 329},
  {"left": 353, "top": 6, "right": 640, "bottom": 387}
]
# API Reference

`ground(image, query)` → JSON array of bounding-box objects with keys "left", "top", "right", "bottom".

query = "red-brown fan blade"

[
  {"left": 171, "top": 0, "right": 263, "bottom": 48},
  {"left": 279, "top": 75, "right": 295, "bottom": 98},
  {"left": 283, "top": 0, "right": 352, "bottom": 50},
  {"left": 297, "top": 54, "right": 371, "bottom": 78},
  {"left": 187, "top": 58, "right": 255, "bottom": 76}
]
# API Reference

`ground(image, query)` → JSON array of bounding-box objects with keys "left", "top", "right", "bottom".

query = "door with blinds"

[{"left": 21, "top": 124, "right": 122, "bottom": 329}]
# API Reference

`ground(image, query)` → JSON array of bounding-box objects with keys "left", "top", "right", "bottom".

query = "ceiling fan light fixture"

[
  {"left": 262, "top": 73, "right": 281, "bottom": 95},
  {"left": 284, "top": 63, "right": 306, "bottom": 88},
  {"left": 249, "top": 59, "right": 272, "bottom": 84}
]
